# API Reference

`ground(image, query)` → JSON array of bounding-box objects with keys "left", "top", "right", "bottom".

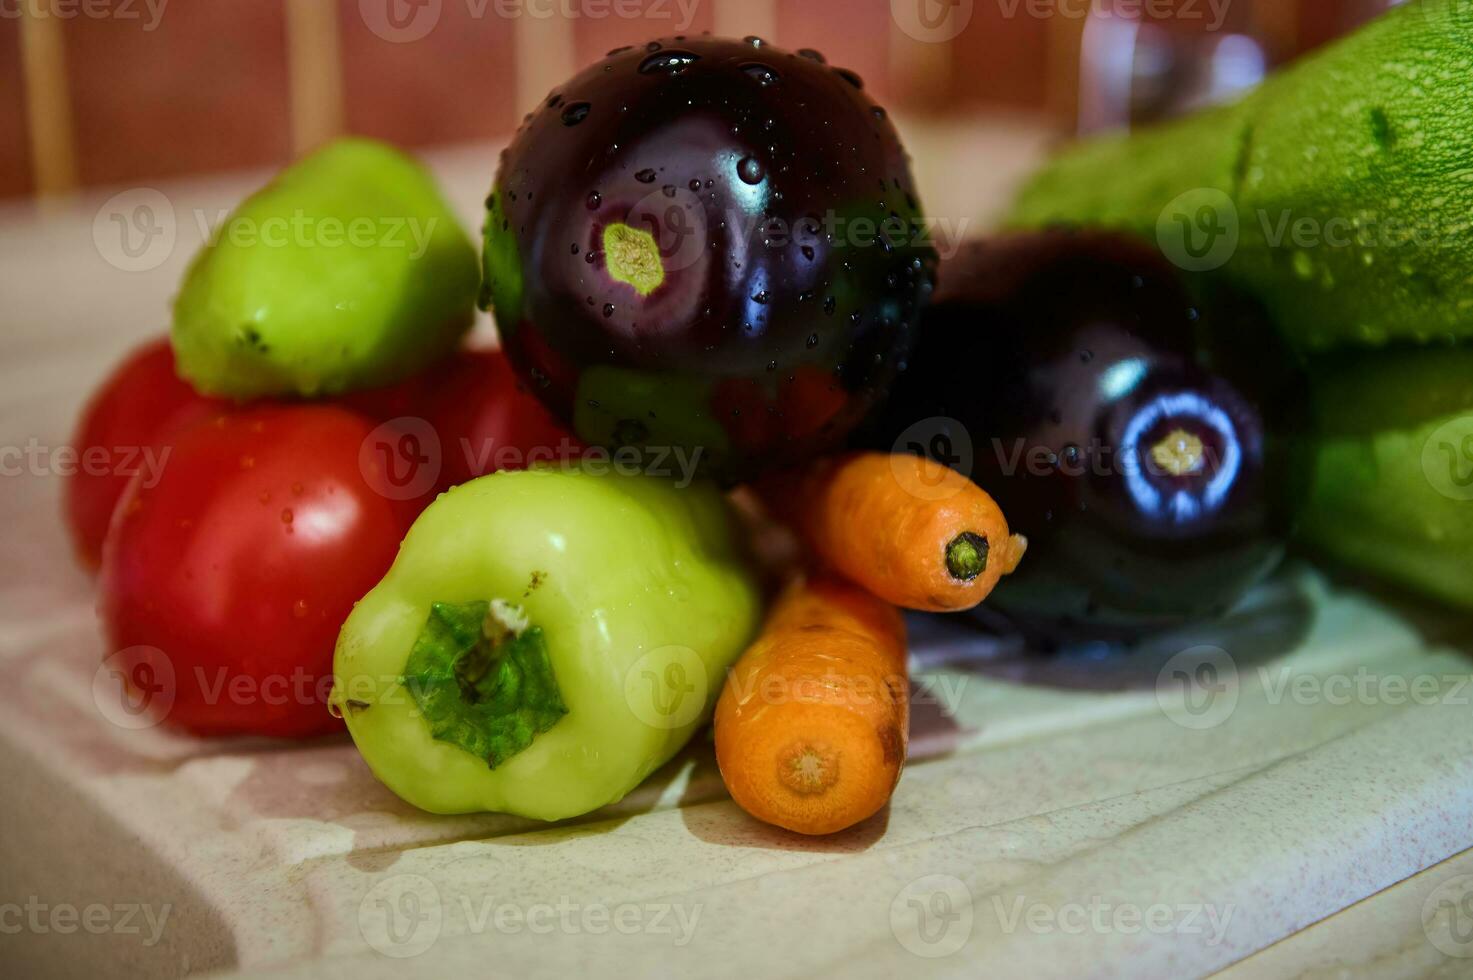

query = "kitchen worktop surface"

[{"left": 1, "top": 118, "right": 1470, "bottom": 979}]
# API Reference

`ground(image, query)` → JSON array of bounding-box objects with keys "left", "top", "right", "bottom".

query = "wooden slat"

[
  {"left": 18, "top": 8, "right": 78, "bottom": 196},
  {"left": 943, "top": 2, "right": 1051, "bottom": 111},
  {"left": 0, "top": 19, "right": 33, "bottom": 198},
  {"left": 1045, "top": 10, "right": 1088, "bottom": 131},
  {"left": 514, "top": 10, "right": 576, "bottom": 120},
  {"left": 286, "top": 0, "right": 346, "bottom": 154}
]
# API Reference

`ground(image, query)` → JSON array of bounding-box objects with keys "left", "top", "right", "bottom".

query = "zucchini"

[
  {"left": 1301, "top": 346, "right": 1473, "bottom": 610},
  {"left": 1009, "top": 0, "right": 1473, "bottom": 354}
]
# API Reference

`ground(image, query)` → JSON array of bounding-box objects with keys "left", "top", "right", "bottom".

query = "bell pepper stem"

[{"left": 402, "top": 599, "right": 568, "bottom": 768}]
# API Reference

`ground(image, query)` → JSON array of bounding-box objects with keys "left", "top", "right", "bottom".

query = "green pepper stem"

[{"left": 403, "top": 599, "right": 567, "bottom": 769}]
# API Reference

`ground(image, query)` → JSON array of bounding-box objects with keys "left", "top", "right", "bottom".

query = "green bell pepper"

[
  {"left": 329, "top": 464, "right": 762, "bottom": 820},
  {"left": 173, "top": 138, "right": 479, "bottom": 398}
]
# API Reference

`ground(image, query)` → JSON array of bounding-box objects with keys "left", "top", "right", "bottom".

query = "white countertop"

[{"left": 1, "top": 118, "right": 1470, "bottom": 979}]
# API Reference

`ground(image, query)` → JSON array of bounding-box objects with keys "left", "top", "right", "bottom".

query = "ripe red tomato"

[
  {"left": 99, "top": 406, "right": 418, "bottom": 737},
  {"left": 66, "top": 338, "right": 225, "bottom": 569},
  {"left": 335, "top": 368, "right": 435, "bottom": 423},
  {"left": 419, "top": 349, "right": 581, "bottom": 491}
]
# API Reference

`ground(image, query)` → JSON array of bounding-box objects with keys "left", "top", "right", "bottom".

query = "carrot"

[
  {"left": 758, "top": 452, "right": 1027, "bottom": 613},
  {"left": 715, "top": 576, "right": 908, "bottom": 836}
]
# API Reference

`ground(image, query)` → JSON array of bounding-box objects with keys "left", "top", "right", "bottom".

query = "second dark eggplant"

[{"left": 861, "top": 230, "right": 1307, "bottom": 641}]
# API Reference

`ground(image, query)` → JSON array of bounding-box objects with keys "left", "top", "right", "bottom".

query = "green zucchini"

[
  {"left": 1009, "top": 0, "right": 1473, "bottom": 354},
  {"left": 1301, "top": 346, "right": 1473, "bottom": 610}
]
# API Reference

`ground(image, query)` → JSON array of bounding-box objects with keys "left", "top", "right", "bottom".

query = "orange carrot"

[
  {"left": 759, "top": 452, "right": 1027, "bottom": 613},
  {"left": 715, "top": 576, "right": 908, "bottom": 836}
]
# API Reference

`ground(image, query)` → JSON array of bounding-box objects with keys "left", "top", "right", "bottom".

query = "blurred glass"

[
  {"left": 1077, "top": 0, "right": 1407, "bottom": 135},
  {"left": 1078, "top": 12, "right": 1267, "bottom": 134}
]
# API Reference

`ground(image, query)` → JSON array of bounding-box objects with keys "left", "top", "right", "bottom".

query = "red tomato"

[
  {"left": 66, "top": 338, "right": 225, "bottom": 569},
  {"left": 99, "top": 406, "right": 418, "bottom": 738},
  {"left": 335, "top": 368, "right": 435, "bottom": 423},
  {"left": 419, "top": 349, "right": 581, "bottom": 491}
]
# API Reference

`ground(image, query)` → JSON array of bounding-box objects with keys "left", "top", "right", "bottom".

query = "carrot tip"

[
  {"left": 944, "top": 531, "right": 990, "bottom": 582},
  {"left": 777, "top": 741, "right": 840, "bottom": 796},
  {"left": 1005, "top": 534, "right": 1029, "bottom": 575}
]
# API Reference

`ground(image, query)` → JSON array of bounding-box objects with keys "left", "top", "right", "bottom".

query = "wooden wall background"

[{"left": 1, "top": 0, "right": 1384, "bottom": 199}]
